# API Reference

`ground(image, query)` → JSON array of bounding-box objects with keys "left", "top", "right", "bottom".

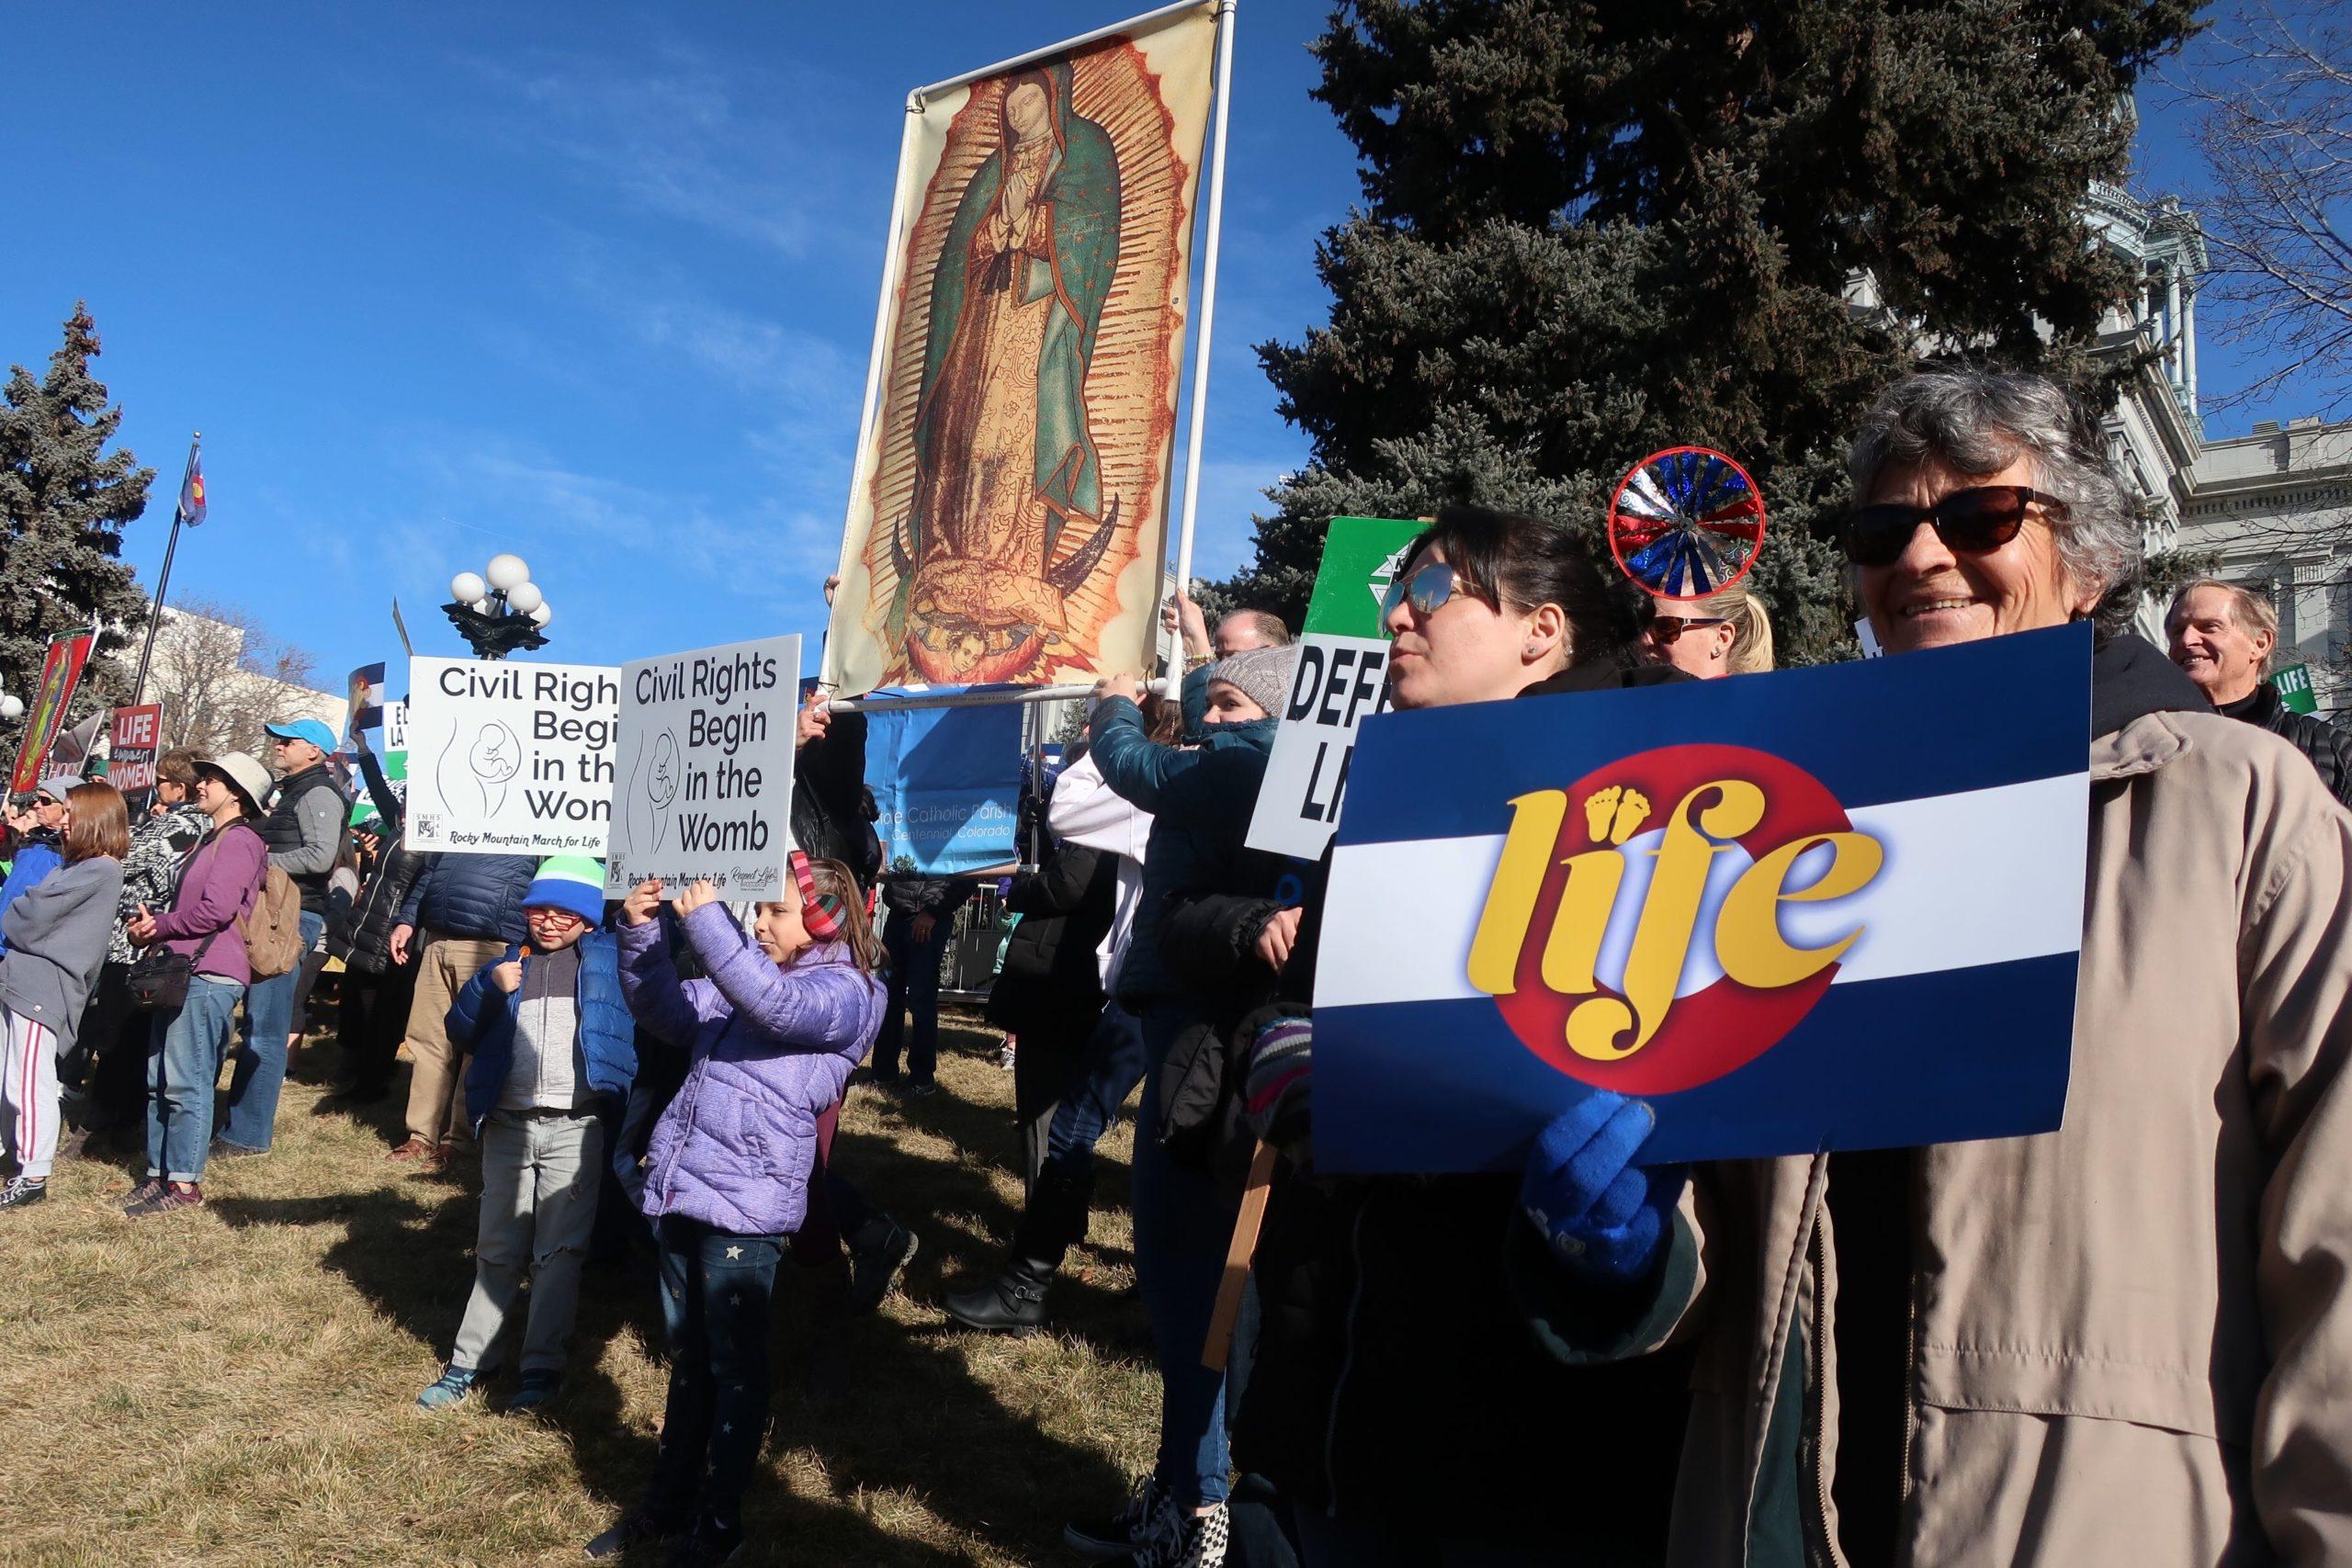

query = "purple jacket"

[
  {"left": 149, "top": 821, "right": 267, "bottom": 986},
  {"left": 618, "top": 903, "right": 883, "bottom": 1237}
]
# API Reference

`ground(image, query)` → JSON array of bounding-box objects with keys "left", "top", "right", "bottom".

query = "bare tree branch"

[
  {"left": 2165, "top": 0, "right": 2352, "bottom": 417},
  {"left": 142, "top": 596, "right": 321, "bottom": 761}
]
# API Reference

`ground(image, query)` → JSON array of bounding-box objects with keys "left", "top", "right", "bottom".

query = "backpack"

[{"left": 239, "top": 863, "right": 305, "bottom": 979}]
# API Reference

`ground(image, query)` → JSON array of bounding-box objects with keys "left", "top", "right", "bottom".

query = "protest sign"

[
  {"left": 2273, "top": 662, "right": 2319, "bottom": 716},
  {"left": 863, "top": 687, "right": 1023, "bottom": 875},
  {"left": 605, "top": 635, "right": 799, "bottom": 897},
  {"left": 405, "top": 659, "right": 618, "bottom": 856},
  {"left": 1245, "top": 517, "right": 1425, "bottom": 860},
  {"left": 108, "top": 705, "right": 163, "bottom": 804},
  {"left": 1312, "top": 622, "right": 2093, "bottom": 1174},
  {"left": 352, "top": 700, "right": 409, "bottom": 828},
  {"left": 9, "top": 627, "right": 95, "bottom": 797}
]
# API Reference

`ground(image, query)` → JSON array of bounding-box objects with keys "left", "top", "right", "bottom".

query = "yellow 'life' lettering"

[
  {"left": 1715, "top": 832, "right": 1883, "bottom": 988},
  {"left": 1467, "top": 790, "right": 1566, "bottom": 996}
]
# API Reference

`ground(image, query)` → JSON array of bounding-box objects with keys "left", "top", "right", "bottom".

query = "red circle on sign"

[{"left": 1490, "top": 743, "right": 1855, "bottom": 1094}]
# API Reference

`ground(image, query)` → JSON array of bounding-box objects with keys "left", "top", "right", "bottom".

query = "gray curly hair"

[{"left": 1847, "top": 368, "right": 2143, "bottom": 640}]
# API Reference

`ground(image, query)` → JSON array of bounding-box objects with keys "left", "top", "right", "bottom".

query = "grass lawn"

[{"left": 0, "top": 1010, "right": 1156, "bottom": 1566}]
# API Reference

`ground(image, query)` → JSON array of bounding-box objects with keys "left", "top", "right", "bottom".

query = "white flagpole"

[{"left": 1163, "top": 0, "right": 1238, "bottom": 694}]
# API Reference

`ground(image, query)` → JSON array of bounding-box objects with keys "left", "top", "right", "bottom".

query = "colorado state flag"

[{"left": 1312, "top": 622, "right": 2093, "bottom": 1174}]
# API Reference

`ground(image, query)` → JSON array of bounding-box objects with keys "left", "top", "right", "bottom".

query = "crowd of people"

[{"left": 2, "top": 365, "right": 2349, "bottom": 1565}]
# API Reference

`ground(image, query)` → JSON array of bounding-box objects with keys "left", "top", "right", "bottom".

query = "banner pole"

[
  {"left": 829, "top": 682, "right": 1093, "bottom": 716},
  {"left": 130, "top": 433, "right": 199, "bottom": 705},
  {"left": 1163, "top": 0, "right": 1238, "bottom": 693}
]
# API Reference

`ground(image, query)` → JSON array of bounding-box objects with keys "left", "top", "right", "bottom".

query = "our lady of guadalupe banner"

[
  {"left": 8, "top": 627, "right": 96, "bottom": 797},
  {"left": 825, "top": 3, "right": 1220, "bottom": 694}
]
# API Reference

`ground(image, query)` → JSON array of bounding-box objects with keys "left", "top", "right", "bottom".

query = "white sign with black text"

[
  {"left": 1244, "top": 634, "right": 1394, "bottom": 861},
  {"left": 605, "top": 634, "right": 800, "bottom": 898},
  {"left": 405, "top": 658, "right": 620, "bottom": 856}
]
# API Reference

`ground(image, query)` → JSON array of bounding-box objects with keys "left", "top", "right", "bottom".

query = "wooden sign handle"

[{"left": 1202, "top": 1140, "right": 1280, "bottom": 1372}]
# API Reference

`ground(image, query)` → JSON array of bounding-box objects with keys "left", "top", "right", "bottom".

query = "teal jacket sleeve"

[
  {"left": 1510, "top": 1200, "right": 1705, "bottom": 1366},
  {"left": 1088, "top": 696, "right": 1203, "bottom": 815},
  {"left": 1181, "top": 662, "right": 1211, "bottom": 740}
]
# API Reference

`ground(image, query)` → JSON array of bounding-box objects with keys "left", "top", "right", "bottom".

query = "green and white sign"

[
  {"left": 2273, "top": 663, "right": 2319, "bottom": 716},
  {"left": 1246, "top": 516, "right": 1426, "bottom": 860}
]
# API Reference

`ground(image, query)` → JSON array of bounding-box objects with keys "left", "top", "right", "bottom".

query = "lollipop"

[{"left": 1606, "top": 446, "right": 1767, "bottom": 600}]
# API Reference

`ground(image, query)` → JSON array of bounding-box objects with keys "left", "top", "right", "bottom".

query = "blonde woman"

[{"left": 1637, "top": 587, "right": 1775, "bottom": 678}]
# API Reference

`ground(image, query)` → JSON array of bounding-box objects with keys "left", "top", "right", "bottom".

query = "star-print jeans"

[{"left": 648, "top": 1214, "right": 786, "bottom": 1535}]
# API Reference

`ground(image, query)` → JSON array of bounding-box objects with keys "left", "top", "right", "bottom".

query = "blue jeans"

[
  {"left": 1044, "top": 1000, "right": 1148, "bottom": 1178},
  {"left": 1132, "top": 1008, "right": 1236, "bottom": 1508},
  {"left": 223, "top": 908, "right": 324, "bottom": 1151},
  {"left": 147, "top": 976, "right": 243, "bottom": 1183},
  {"left": 647, "top": 1215, "right": 786, "bottom": 1538},
  {"left": 874, "top": 911, "right": 946, "bottom": 1083}
]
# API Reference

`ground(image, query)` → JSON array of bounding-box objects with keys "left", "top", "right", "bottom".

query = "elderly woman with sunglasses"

[
  {"left": 1167, "top": 503, "right": 1700, "bottom": 1565},
  {"left": 1532, "top": 367, "right": 2352, "bottom": 1566}
]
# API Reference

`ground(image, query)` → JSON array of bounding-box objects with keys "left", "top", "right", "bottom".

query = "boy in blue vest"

[{"left": 416, "top": 856, "right": 635, "bottom": 1415}]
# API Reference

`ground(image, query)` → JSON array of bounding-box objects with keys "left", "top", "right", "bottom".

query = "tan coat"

[{"left": 1659, "top": 710, "right": 2352, "bottom": 1565}]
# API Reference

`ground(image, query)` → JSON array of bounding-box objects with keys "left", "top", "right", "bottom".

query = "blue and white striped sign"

[{"left": 1313, "top": 622, "right": 2092, "bottom": 1173}]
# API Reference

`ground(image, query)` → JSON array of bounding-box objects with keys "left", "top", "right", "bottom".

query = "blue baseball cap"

[{"left": 264, "top": 718, "right": 339, "bottom": 754}]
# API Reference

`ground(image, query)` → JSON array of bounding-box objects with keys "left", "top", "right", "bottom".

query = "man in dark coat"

[{"left": 2168, "top": 580, "right": 2352, "bottom": 807}]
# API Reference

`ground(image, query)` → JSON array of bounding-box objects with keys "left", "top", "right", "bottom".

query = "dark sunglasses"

[
  {"left": 1644, "top": 614, "right": 1729, "bottom": 645},
  {"left": 1380, "top": 561, "right": 1485, "bottom": 630},
  {"left": 1843, "top": 485, "right": 2069, "bottom": 568}
]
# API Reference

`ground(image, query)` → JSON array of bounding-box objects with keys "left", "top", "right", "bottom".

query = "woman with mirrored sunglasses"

[
  {"left": 1176, "top": 503, "right": 1696, "bottom": 1564},
  {"left": 1541, "top": 367, "right": 2352, "bottom": 1566}
]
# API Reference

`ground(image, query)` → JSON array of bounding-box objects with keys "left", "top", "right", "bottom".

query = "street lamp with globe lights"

[{"left": 443, "top": 553, "right": 552, "bottom": 660}]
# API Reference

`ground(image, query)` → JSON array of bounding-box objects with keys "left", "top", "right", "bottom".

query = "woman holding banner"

[
  {"left": 1183, "top": 503, "right": 1696, "bottom": 1564},
  {"left": 1537, "top": 368, "right": 2352, "bottom": 1563}
]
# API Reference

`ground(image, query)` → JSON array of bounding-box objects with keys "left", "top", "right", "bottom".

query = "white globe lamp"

[
  {"left": 450, "top": 570, "right": 487, "bottom": 604},
  {"left": 506, "top": 581, "right": 544, "bottom": 615},
  {"left": 528, "top": 601, "right": 553, "bottom": 627},
  {"left": 485, "top": 553, "right": 531, "bottom": 594}
]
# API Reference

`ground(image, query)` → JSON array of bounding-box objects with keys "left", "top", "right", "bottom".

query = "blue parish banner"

[
  {"left": 863, "top": 687, "right": 1023, "bottom": 875},
  {"left": 1312, "top": 623, "right": 2094, "bottom": 1173}
]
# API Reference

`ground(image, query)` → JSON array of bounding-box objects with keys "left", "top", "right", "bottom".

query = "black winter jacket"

[
  {"left": 985, "top": 840, "right": 1114, "bottom": 1034},
  {"left": 345, "top": 852, "right": 428, "bottom": 972},
  {"left": 1229, "top": 657, "right": 1693, "bottom": 1549},
  {"left": 792, "top": 709, "right": 884, "bottom": 890},
  {"left": 397, "top": 851, "right": 536, "bottom": 946},
  {"left": 2218, "top": 680, "right": 2352, "bottom": 808}
]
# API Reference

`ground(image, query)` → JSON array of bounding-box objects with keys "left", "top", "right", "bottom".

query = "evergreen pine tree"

[
  {"left": 0, "top": 303, "right": 153, "bottom": 750},
  {"left": 1220, "top": 0, "right": 2199, "bottom": 661}
]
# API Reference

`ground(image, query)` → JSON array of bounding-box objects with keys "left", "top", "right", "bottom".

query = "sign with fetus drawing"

[
  {"left": 605, "top": 634, "right": 800, "bottom": 899},
  {"left": 404, "top": 658, "right": 619, "bottom": 857},
  {"left": 1310, "top": 624, "right": 2096, "bottom": 1174},
  {"left": 823, "top": 4, "right": 1219, "bottom": 694}
]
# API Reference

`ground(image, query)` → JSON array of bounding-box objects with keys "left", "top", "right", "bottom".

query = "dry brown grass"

[{"left": 0, "top": 1011, "right": 1156, "bottom": 1566}]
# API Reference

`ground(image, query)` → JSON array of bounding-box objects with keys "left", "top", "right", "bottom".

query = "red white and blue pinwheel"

[{"left": 1606, "top": 446, "right": 1767, "bottom": 600}]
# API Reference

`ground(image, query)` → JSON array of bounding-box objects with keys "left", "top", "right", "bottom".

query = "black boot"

[
  {"left": 944, "top": 1157, "right": 1091, "bottom": 1333},
  {"left": 943, "top": 1254, "right": 1055, "bottom": 1333}
]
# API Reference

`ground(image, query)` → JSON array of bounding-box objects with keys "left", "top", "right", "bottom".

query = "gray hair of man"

[
  {"left": 2165, "top": 578, "right": 2280, "bottom": 673},
  {"left": 1847, "top": 367, "right": 2143, "bottom": 641}
]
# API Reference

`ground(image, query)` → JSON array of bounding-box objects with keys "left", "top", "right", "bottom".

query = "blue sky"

[{"left": 0, "top": 2, "right": 2304, "bottom": 696}]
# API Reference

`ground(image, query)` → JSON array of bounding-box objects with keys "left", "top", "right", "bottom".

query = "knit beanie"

[
  {"left": 1208, "top": 644, "right": 1299, "bottom": 720},
  {"left": 524, "top": 855, "right": 606, "bottom": 927}
]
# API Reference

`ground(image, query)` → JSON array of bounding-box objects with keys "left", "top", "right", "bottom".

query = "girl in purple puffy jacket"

[{"left": 590, "top": 853, "right": 883, "bottom": 1568}]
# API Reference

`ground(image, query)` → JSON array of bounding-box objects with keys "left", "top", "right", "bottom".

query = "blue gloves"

[{"left": 1520, "top": 1090, "right": 1688, "bottom": 1286}]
